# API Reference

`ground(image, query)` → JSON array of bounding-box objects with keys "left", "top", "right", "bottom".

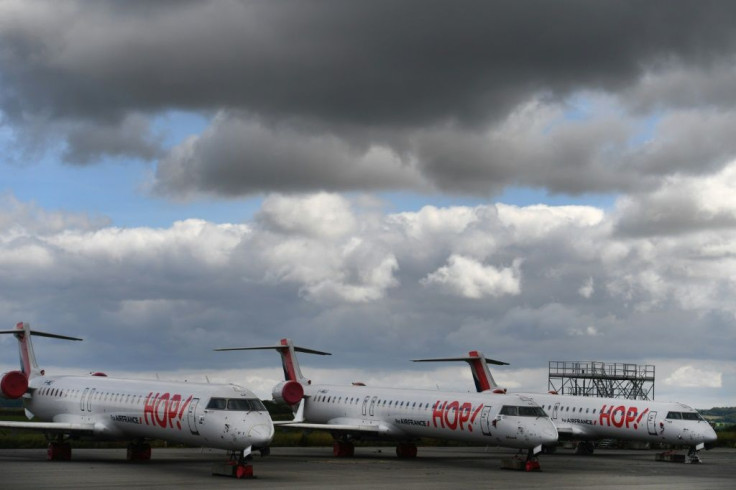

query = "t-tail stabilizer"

[
  {"left": 216, "top": 338, "right": 330, "bottom": 407},
  {"left": 413, "top": 351, "right": 508, "bottom": 393},
  {"left": 0, "top": 322, "right": 82, "bottom": 399}
]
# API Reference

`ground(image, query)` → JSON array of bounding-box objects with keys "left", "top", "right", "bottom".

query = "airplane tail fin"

[
  {"left": 413, "top": 351, "right": 508, "bottom": 393},
  {"left": 0, "top": 322, "right": 82, "bottom": 399},
  {"left": 215, "top": 339, "right": 330, "bottom": 406},
  {"left": 216, "top": 338, "right": 331, "bottom": 383}
]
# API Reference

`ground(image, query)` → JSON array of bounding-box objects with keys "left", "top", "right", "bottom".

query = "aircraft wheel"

[
  {"left": 396, "top": 443, "right": 418, "bottom": 458},
  {"left": 235, "top": 464, "right": 254, "bottom": 479},
  {"left": 47, "top": 442, "right": 72, "bottom": 461},
  {"left": 575, "top": 441, "right": 595, "bottom": 455},
  {"left": 127, "top": 442, "right": 152, "bottom": 461},
  {"left": 333, "top": 441, "right": 354, "bottom": 457}
]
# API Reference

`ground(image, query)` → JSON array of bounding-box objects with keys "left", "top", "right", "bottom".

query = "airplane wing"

[
  {"left": 551, "top": 421, "right": 591, "bottom": 440},
  {"left": 274, "top": 420, "right": 382, "bottom": 432},
  {"left": 0, "top": 421, "right": 96, "bottom": 435},
  {"left": 272, "top": 399, "right": 400, "bottom": 435}
]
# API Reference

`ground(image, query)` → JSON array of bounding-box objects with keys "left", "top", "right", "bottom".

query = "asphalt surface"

[{"left": 0, "top": 446, "right": 733, "bottom": 489}]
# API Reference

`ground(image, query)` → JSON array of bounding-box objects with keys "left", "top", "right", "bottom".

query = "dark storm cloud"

[
  {"left": 4, "top": 1, "right": 736, "bottom": 194},
  {"left": 4, "top": 1, "right": 736, "bottom": 123},
  {"left": 62, "top": 114, "right": 163, "bottom": 164}
]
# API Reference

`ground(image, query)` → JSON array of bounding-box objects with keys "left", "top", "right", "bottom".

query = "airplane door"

[
  {"left": 87, "top": 388, "right": 96, "bottom": 412},
  {"left": 361, "top": 396, "right": 370, "bottom": 416},
  {"left": 647, "top": 411, "right": 658, "bottom": 436},
  {"left": 480, "top": 406, "right": 493, "bottom": 436},
  {"left": 369, "top": 396, "right": 377, "bottom": 416},
  {"left": 80, "top": 388, "right": 89, "bottom": 412},
  {"left": 552, "top": 402, "right": 560, "bottom": 421},
  {"left": 187, "top": 398, "right": 200, "bottom": 435}
]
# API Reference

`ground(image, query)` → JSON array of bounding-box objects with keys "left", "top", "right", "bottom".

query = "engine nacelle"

[
  {"left": 1, "top": 370, "right": 28, "bottom": 399},
  {"left": 272, "top": 380, "right": 304, "bottom": 406}
]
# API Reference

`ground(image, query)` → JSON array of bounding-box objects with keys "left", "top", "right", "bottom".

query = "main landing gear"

[
  {"left": 47, "top": 439, "right": 72, "bottom": 461},
  {"left": 575, "top": 441, "right": 595, "bottom": 455},
  {"left": 126, "top": 440, "right": 152, "bottom": 461},
  {"left": 212, "top": 448, "right": 255, "bottom": 479},
  {"left": 333, "top": 440, "right": 355, "bottom": 457},
  {"left": 395, "top": 442, "right": 418, "bottom": 458}
]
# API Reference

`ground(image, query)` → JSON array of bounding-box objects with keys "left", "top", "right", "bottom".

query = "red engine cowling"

[
  {"left": 272, "top": 380, "right": 304, "bottom": 406},
  {"left": 1, "top": 370, "right": 28, "bottom": 399}
]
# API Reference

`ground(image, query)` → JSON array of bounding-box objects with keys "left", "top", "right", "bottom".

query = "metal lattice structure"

[{"left": 547, "top": 361, "right": 655, "bottom": 400}]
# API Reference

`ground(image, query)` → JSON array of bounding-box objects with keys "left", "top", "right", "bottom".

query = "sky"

[{"left": 1, "top": 0, "right": 735, "bottom": 409}]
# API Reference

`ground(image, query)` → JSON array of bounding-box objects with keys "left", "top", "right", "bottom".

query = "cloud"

[
  {"left": 614, "top": 160, "right": 736, "bottom": 236},
  {"left": 62, "top": 113, "right": 164, "bottom": 165},
  {"left": 664, "top": 366, "right": 722, "bottom": 389},
  {"left": 153, "top": 113, "right": 425, "bottom": 198},
  {"left": 2, "top": 189, "right": 736, "bottom": 404},
  {"left": 4, "top": 1, "right": 736, "bottom": 197},
  {"left": 422, "top": 255, "right": 522, "bottom": 299}
]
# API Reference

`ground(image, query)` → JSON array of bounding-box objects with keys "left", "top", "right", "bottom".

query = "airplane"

[
  {"left": 0, "top": 322, "right": 274, "bottom": 478},
  {"left": 215, "top": 338, "right": 558, "bottom": 471},
  {"left": 413, "top": 351, "right": 718, "bottom": 463}
]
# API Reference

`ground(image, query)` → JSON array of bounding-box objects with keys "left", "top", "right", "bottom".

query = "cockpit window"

[
  {"left": 207, "top": 398, "right": 227, "bottom": 410},
  {"left": 500, "top": 405, "right": 546, "bottom": 417},
  {"left": 681, "top": 412, "right": 703, "bottom": 421},
  {"left": 666, "top": 411, "right": 682, "bottom": 420},
  {"left": 206, "top": 397, "right": 267, "bottom": 412},
  {"left": 518, "top": 406, "right": 547, "bottom": 417},
  {"left": 499, "top": 405, "right": 518, "bottom": 416}
]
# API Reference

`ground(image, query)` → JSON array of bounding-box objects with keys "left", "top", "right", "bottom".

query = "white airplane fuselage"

[
  {"left": 24, "top": 374, "right": 274, "bottom": 451},
  {"left": 300, "top": 383, "right": 558, "bottom": 449},
  {"left": 527, "top": 393, "right": 717, "bottom": 448}
]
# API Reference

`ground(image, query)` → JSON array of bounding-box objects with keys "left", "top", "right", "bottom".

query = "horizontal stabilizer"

[
  {"left": 412, "top": 355, "right": 508, "bottom": 365},
  {"left": 0, "top": 329, "right": 82, "bottom": 342},
  {"left": 215, "top": 345, "right": 331, "bottom": 356}
]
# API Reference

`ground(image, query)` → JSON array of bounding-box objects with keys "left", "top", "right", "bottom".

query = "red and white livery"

[
  {"left": 217, "top": 338, "right": 558, "bottom": 471},
  {"left": 415, "top": 351, "right": 718, "bottom": 462},
  {"left": 0, "top": 322, "right": 273, "bottom": 478}
]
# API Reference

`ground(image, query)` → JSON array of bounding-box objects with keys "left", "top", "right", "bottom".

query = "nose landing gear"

[{"left": 212, "top": 447, "right": 255, "bottom": 478}]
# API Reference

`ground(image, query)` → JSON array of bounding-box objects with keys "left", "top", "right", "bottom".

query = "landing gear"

[
  {"left": 655, "top": 445, "right": 704, "bottom": 464},
  {"left": 575, "top": 441, "right": 595, "bottom": 455},
  {"left": 395, "top": 442, "right": 418, "bottom": 458},
  {"left": 47, "top": 441, "right": 71, "bottom": 461},
  {"left": 524, "top": 448, "right": 541, "bottom": 471},
  {"left": 541, "top": 444, "right": 557, "bottom": 454},
  {"left": 212, "top": 448, "right": 254, "bottom": 479},
  {"left": 333, "top": 440, "right": 355, "bottom": 457},
  {"left": 686, "top": 445, "right": 703, "bottom": 463},
  {"left": 501, "top": 448, "right": 542, "bottom": 471},
  {"left": 126, "top": 440, "right": 152, "bottom": 461}
]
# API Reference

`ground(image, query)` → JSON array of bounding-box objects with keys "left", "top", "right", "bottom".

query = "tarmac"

[{"left": 0, "top": 445, "right": 734, "bottom": 489}]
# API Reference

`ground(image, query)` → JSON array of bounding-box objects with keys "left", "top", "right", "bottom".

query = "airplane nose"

[
  {"left": 541, "top": 421, "right": 558, "bottom": 446},
  {"left": 247, "top": 415, "right": 275, "bottom": 447},
  {"left": 704, "top": 426, "right": 718, "bottom": 447}
]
